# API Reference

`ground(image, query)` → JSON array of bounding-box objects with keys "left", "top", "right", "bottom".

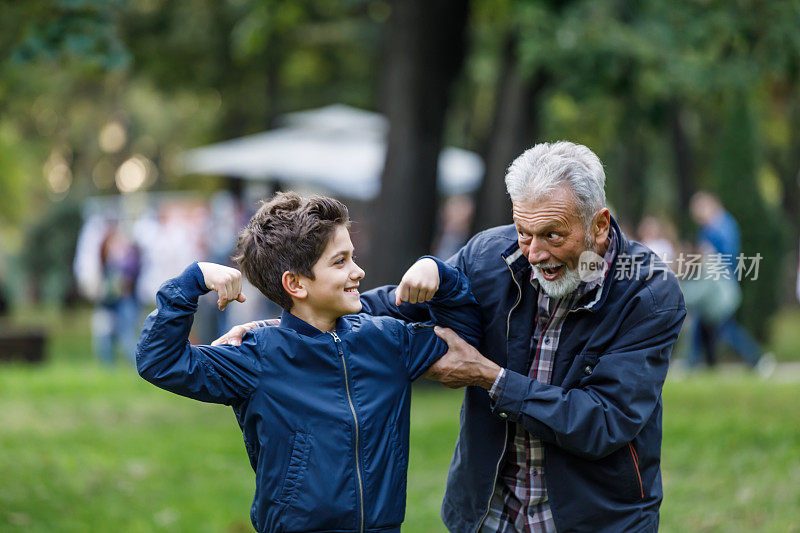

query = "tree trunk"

[
  {"left": 473, "top": 36, "right": 548, "bottom": 233},
  {"left": 614, "top": 107, "right": 647, "bottom": 229},
  {"left": 369, "top": 0, "right": 469, "bottom": 287},
  {"left": 778, "top": 95, "right": 800, "bottom": 244},
  {"left": 668, "top": 99, "right": 695, "bottom": 235}
]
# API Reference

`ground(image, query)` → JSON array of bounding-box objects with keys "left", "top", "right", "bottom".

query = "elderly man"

[{"left": 216, "top": 142, "right": 686, "bottom": 532}]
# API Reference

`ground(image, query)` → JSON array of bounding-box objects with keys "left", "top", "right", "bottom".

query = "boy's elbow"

[{"left": 135, "top": 350, "right": 154, "bottom": 382}]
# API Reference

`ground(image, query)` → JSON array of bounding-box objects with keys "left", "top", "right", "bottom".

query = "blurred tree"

[
  {"left": 123, "top": 0, "right": 379, "bottom": 138},
  {"left": 471, "top": 0, "right": 558, "bottom": 232},
  {"left": 20, "top": 200, "right": 83, "bottom": 304},
  {"left": 710, "top": 95, "right": 785, "bottom": 338},
  {"left": 371, "top": 0, "right": 469, "bottom": 286}
]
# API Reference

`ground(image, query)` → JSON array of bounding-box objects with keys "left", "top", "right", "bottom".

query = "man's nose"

[{"left": 526, "top": 240, "right": 550, "bottom": 265}]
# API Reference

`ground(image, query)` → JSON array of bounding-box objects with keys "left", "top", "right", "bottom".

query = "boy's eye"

[{"left": 335, "top": 258, "right": 345, "bottom": 265}]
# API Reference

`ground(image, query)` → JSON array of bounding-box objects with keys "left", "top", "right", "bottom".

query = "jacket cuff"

[
  {"left": 175, "top": 262, "right": 212, "bottom": 299},
  {"left": 491, "top": 369, "right": 529, "bottom": 422},
  {"left": 420, "top": 255, "right": 460, "bottom": 300}
]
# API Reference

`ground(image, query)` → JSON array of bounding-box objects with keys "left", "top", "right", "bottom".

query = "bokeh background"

[{"left": 1, "top": 1, "right": 799, "bottom": 531}]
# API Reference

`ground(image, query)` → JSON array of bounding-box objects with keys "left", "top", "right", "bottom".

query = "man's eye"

[
  {"left": 548, "top": 232, "right": 560, "bottom": 240},
  {"left": 335, "top": 258, "right": 345, "bottom": 265}
]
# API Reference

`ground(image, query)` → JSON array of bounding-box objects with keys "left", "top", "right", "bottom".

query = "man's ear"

[
  {"left": 592, "top": 208, "right": 611, "bottom": 245},
  {"left": 281, "top": 271, "right": 308, "bottom": 300}
]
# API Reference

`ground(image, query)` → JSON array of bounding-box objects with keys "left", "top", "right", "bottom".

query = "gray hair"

[{"left": 505, "top": 141, "right": 607, "bottom": 227}]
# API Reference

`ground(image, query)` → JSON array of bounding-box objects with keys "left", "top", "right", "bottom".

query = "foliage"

[
  {"left": 1, "top": 0, "right": 799, "bottom": 319},
  {"left": 20, "top": 200, "right": 83, "bottom": 304}
]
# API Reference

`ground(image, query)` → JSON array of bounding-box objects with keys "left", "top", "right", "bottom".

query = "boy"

[{"left": 136, "top": 192, "right": 481, "bottom": 533}]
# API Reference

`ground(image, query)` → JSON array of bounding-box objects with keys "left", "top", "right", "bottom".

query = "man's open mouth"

[
  {"left": 344, "top": 287, "right": 359, "bottom": 294},
  {"left": 538, "top": 264, "right": 564, "bottom": 281}
]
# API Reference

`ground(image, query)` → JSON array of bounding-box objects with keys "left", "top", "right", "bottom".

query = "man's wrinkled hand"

[
  {"left": 198, "top": 262, "right": 246, "bottom": 311},
  {"left": 211, "top": 321, "right": 260, "bottom": 346},
  {"left": 426, "top": 326, "right": 501, "bottom": 390},
  {"left": 395, "top": 258, "right": 440, "bottom": 306}
]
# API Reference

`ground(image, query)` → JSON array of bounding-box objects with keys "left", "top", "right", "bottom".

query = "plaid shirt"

[{"left": 481, "top": 234, "right": 617, "bottom": 533}]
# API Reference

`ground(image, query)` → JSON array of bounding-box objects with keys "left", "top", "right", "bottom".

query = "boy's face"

[{"left": 302, "top": 225, "right": 365, "bottom": 320}]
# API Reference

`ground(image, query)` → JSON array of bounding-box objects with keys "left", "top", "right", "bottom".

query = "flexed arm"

[{"left": 136, "top": 263, "right": 261, "bottom": 405}]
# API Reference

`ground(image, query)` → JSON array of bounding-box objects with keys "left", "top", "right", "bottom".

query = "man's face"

[
  {"left": 513, "top": 186, "right": 599, "bottom": 299},
  {"left": 302, "top": 225, "right": 365, "bottom": 320}
]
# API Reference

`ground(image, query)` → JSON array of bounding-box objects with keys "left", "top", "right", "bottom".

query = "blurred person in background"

[
  {"left": 637, "top": 215, "right": 677, "bottom": 263},
  {"left": 432, "top": 194, "right": 475, "bottom": 259},
  {"left": 93, "top": 223, "right": 141, "bottom": 366},
  {"left": 687, "top": 191, "right": 774, "bottom": 374}
]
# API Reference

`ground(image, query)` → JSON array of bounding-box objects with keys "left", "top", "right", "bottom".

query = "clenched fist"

[
  {"left": 198, "top": 262, "right": 247, "bottom": 311},
  {"left": 395, "top": 258, "right": 440, "bottom": 306}
]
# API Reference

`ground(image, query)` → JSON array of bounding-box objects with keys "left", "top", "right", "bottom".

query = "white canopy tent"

[{"left": 181, "top": 104, "right": 484, "bottom": 200}]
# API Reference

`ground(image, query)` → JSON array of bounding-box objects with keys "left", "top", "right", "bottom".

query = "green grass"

[
  {"left": 767, "top": 307, "right": 800, "bottom": 362},
  {"left": 2, "top": 367, "right": 799, "bottom": 532},
  {"left": 1, "top": 305, "right": 799, "bottom": 531}
]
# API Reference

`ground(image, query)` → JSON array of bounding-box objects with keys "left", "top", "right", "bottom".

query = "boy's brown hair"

[{"left": 233, "top": 192, "right": 350, "bottom": 310}]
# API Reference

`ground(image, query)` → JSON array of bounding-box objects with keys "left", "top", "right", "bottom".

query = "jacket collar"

[
  {"left": 501, "top": 215, "right": 630, "bottom": 312},
  {"left": 279, "top": 310, "right": 352, "bottom": 337}
]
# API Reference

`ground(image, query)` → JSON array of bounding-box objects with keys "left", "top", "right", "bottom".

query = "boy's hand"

[
  {"left": 395, "top": 258, "right": 439, "bottom": 306},
  {"left": 198, "top": 262, "right": 247, "bottom": 311}
]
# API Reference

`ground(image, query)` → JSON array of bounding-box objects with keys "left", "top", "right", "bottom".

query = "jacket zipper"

[
  {"left": 627, "top": 442, "right": 644, "bottom": 499},
  {"left": 475, "top": 260, "right": 523, "bottom": 531},
  {"left": 331, "top": 331, "right": 365, "bottom": 533}
]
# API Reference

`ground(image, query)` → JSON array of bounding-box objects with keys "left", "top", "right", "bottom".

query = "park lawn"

[{"left": 1, "top": 362, "right": 799, "bottom": 532}]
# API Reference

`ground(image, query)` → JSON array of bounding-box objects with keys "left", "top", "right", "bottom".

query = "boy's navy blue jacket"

[
  {"left": 360, "top": 220, "right": 687, "bottom": 532},
  {"left": 136, "top": 259, "right": 480, "bottom": 533}
]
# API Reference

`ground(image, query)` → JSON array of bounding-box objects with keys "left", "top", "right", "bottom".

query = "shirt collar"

[{"left": 279, "top": 310, "right": 351, "bottom": 337}]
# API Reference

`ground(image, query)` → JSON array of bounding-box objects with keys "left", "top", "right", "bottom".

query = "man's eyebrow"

[{"left": 514, "top": 219, "right": 563, "bottom": 234}]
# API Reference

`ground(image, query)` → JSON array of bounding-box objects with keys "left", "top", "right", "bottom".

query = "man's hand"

[
  {"left": 424, "top": 326, "right": 501, "bottom": 389},
  {"left": 197, "top": 262, "right": 246, "bottom": 311},
  {"left": 211, "top": 321, "right": 261, "bottom": 346},
  {"left": 395, "top": 258, "right": 440, "bottom": 306}
]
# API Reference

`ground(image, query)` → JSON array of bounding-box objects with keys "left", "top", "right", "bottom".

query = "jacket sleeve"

[
  {"left": 398, "top": 323, "right": 445, "bottom": 381},
  {"left": 358, "top": 285, "right": 432, "bottom": 323},
  {"left": 395, "top": 257, "right": 483, "bottom": 380},
  {"left": 492, "top": 304, "right": 686, "bottom": 460},
  {"left": 136, "top": 263, "right": 262, "bottom": 405},
  {"left": 423, "top": 255, "right": 482, "bottom": 348}
]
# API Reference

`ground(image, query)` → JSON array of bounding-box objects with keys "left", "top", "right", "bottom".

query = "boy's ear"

[{"left": 281, "top": 271, "right": 308, "bottom": 300}]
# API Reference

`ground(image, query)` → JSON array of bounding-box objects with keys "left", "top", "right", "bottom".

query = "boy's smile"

[{"left": 295, "top": 225, "right": 365, "bottom": 331}]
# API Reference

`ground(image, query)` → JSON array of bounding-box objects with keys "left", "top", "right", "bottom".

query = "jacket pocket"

[{"left": 278, "top": 431, "right": 312, "bottom": 508}]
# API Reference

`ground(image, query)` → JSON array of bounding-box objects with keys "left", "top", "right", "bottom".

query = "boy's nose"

[{"left": 352, "top": 263, "right": 365, "bottom": 280}]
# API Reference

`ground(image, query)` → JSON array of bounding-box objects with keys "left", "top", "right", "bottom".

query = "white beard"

[{"left": 532, "top": 264, "right": 583, "bottom": 299}]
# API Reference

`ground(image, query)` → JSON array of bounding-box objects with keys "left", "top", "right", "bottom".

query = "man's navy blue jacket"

[
  {"left": 136, "top": 260, "right": 480, "bottom": 533},
  {"left": 360, "top": 220, "right": 686, "bottom": 532}
]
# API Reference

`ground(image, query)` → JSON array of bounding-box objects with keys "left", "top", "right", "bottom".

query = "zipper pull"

[{"left": 330, "top": 331, "right": 343, "bottom": 355}]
